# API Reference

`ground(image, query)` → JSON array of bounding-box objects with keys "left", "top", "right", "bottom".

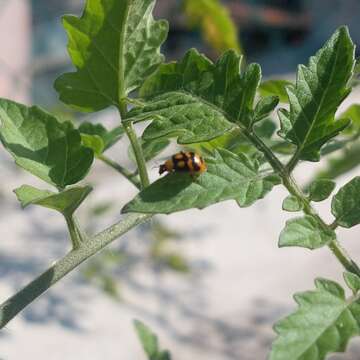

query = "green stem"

[
  {"left": 329, "top": 219, "right": 339, "bottom": 230},
  {"left": 123, "top": 121, "right": 150, "bottom": 188},
  {"left": 286, "top": 152, "right": 299, "bottom": 173},
  {"left": 122, "top": 97, "right": 146, "bottom": 107},
  {"left": 0, "top": 100, "right": 151, "bottom": 327},
  {"left": 243, "top": 129, "right": 287, "bottom": 176},
  {"left": 244, "top": 128, "right": 360, "bottom": 277},
  {"left": 118, "top": 101, "right": 150, "bottom": 189},
  {"left": 328, "top": 239, "right": 360, "bottom": 275},
  {"left": 0, "top": 213, "right": 152, "bottom": 329},
  {"left": 65, "top": 215, "right": 86, "bottom": 250},
  {"left": 98, "top": 154, "right": 141, "bottom": 189}
]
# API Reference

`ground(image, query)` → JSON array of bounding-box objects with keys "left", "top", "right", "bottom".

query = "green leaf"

[
  {"left": 81, "top": 133, "right": 104, "bottom": 156},
  {"left": 161, "top": 253, "right": 190, "bottom": 273},
  {"left": 344, "top": 272, "right": 360, "bottom": 294},
  {"left": 122, "top": 148, "right": 280, "bottom": 214},
  {"left": 54, "top": 0, "right": 168, "bottom": 112},
  {"left": 331, "top": 176, "right": 360, "bottom": 228},
  {"left": 254, "top": 118, "right": 277, "bottom": 139},
  {"left": 133, "top": 91, "right": 236, "bottom": 144},
  {"left": 134, "top": 320, "right": 158, "bottom": 358},
  {"left": 279, "top": 26, "right": 354, "bottom": 162},
  {"left": 126, "top": 49, "right": 262, "bottom": 144},
  {"left": 134, "top": 320, "right": 171, "bottom": 360},
  {"left": 279, "top": 215, "right": 335, "bottom": 249},
  {"left": 183, "top": 0, "right": 242, "bottom": 55},
  {"left": 270, "top": 278, "right": 360, "bottom": 360},
  {"left": 14, "top": 185, "right": 92, "bottom": 216},
  {"left": 0, "top": 99, "right": 94, "bottom": 188},
  {"left": 320, "top": 139, "right": 350, "bottom": 156},
  {"left": 339, "top": 104, "right": 360, "bottom": 135},
  {"left": 351, "top": 57, "right": 360, "bottom": 87},
  {"left": 308, "top": 179, "right": 336, "bottom": 202},
  {"left": 79, "top": 122, "right": 124, "bottom": 156},
  {"left": 253, "top": 96, "right": 279, "bottom": 123},
  {"left": 192, "top": 128, "right": 258, "bottom": 159},
  {"left": 282, "top": 195, "right": 303, "bottom": 212},
  {"left": 259, "top": 79, "right": 292, "bottom": 103},
  {"left": 78, "top": 122, "right": 124, "bottom": 150},
  {"left": 270, "top": 141, "right": 296, "bottom": 156}
]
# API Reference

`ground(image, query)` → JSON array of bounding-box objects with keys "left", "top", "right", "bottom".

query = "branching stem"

[
  {"left": 65, "top": 215, "right": 86, "bottom": 250},
  {"left": 98, "top": 154, "right": 141, "bottom": 189},
  {"left": 119, "top": 100, "right": 150, "bottom": 189},
  {"left": 0, "top": 213, "right": 152, "bottom": 329},
  {"left": 244, "top": 128, "right": 360, "bottom": 277},
  {"left": 0, "top": 94, "right": 152, "bottom": 329}
]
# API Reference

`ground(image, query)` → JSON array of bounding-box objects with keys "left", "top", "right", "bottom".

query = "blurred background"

[{"left": 2, "top": 1, "right": 360, "bottom": 359}]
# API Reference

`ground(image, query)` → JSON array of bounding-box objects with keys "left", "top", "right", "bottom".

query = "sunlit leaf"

[
  {"left": 279, "top": 27, "right": 354, "bottom": 162},
  {"left": 282, "top": 195, "right": 303, "bottom": 212},
  {"left": 332, "top": 176, "right": 360, "bottom": 228},
  {"left": 308, "top": 179, "right": 336, "bottom": 202},
  {"left": 253, "top": 96, "right": 279, "bottom": 123},
  {"left": 55, "top": 0, "right": 168, "bottom": 112},
  {"left": 0, "top": 99, "right": 94, "bottom": 188},
  {"left": 259, "top": 79, "right": 292, "bottom": 103},
  {"left": 126, "top": 49, "right": 262, "bottom": 144},
  {"left": 14, "top": 185, "right": 92, "bottom": 216},
  {"left": 81, "top": 133, "right": 104, "bottom": 156},
  {"left": 79, "top": 122, "right": 124, "bottom": 150},
  {"left": 279, "top": 216, "right": 335, "bottom": 249},
  {"left": 123, "top": 148, "right": 280, "bottom": 214},
  {"left": 344, "top": 271, "right": 360, "bottom": 294},
  {"left": 270, "top": 278, "right": 360, "bottom": 360}
]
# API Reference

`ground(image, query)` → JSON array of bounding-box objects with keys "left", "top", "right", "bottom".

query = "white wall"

[{"left": 0, "top": 0, "right": 31, "bottom": 103}]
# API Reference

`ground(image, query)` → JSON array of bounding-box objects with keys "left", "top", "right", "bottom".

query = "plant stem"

[
  {"left": 328, "top": 239, "right": 360, "bottom": 275},
  {"left": 286, "top": 152, "right": 300, "bottom": 173},
  {"left": 0, "top": 213, "right": 152, "bottom": 329},
  {"left": 0, "top": 102, "right": 151, "bottom": 328},
  {"left": 118, "top": 101, "right": 150, "bottom": 189},
  {"left": 329, "top": 220, "right": 339, "bottom": 230},
  {"left": 123, "top": 97, "right": 146, "bottom": 107},
  {"left": 98, "top": 154, "right": 141, "bottom": 189},
  {"left": 65, "top": 215, "right": 86, "bottom": 250},
  {"left": 123, "top": 121, "right": 150, "bottom": 188},
  {"left": 243, "top": 129, "right": 287, "bottom": 176},
  {"left": 243, "top": 128, "right": 360, "bottom": 277}
]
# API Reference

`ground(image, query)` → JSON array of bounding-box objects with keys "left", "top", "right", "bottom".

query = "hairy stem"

[
  {"left": 0, "top": 213, "right": 152, "bottom": 329},
  {"left": 65, "top": 215, "right": 86, "bottom": 250},
  {"left": 119, "top": 101, "right": 150, "bottom": 189},
  {"left": 286, "top": 152, "right": 300, "bottom": 174},
  {"left": 244, "top": 128, "right": 360, "bottom": 277},
  {"left": 98, "top": 154, "right": 141, "bottom": 189},
  {"left": 0, "top": 102, "right": 152, "bottom": 328}
]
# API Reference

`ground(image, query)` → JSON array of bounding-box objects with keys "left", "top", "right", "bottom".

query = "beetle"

[{"left": 159, "top": 151, "right": 207, "bottom": 177}]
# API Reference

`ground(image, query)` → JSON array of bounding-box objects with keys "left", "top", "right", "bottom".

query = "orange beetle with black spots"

[{"left": 159, "top": 151, "right": 207, "bottom": 177}]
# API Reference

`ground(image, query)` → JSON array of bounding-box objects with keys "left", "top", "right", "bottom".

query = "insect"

[{"left": 159, "top": 151, "right": 207, "bottom": 177}]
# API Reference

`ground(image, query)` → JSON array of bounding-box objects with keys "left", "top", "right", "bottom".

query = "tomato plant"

[{"left": 1, "top": 1, "right": 360, "bottom": 359}]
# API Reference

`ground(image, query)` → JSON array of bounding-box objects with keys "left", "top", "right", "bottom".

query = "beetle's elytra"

[{"left": 159, "top": 151, "right": 207, "bottom": 176}]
